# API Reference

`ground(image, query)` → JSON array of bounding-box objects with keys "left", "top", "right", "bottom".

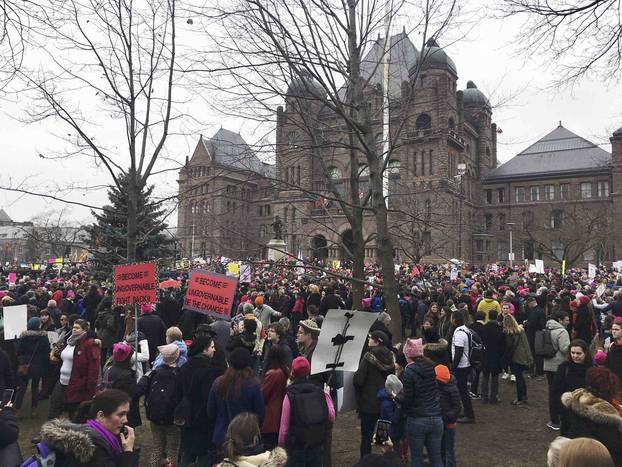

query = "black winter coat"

[
  {"left": 0, "top": 408, "right": 21, "bottom": 467},
  {"left": 137, "top": 314, "right": 166, "bottom": 364},
  {"left": 561, "top": 388, "right": 622, "bottom": 466},
  {"left": 479, "top": 321, "right": 506, "bottom": 372},
  {"left": 16, "top": 330, "right": 50, "bottom": 374},
  {"left": 158, "top": 296, "right": 182, "bottom": 329},
  {"left": 353, "top": 346, "right": 395, "bottom": 415},
  {"left": 399, "top": 358, "right": 442, "bottom": 418},
  {"left": 319, "top": 294, "right": 345, "bottom": 316},
  {"left": 606, "top": 341, "right": 622, "bottom": 384},
  {"left": 104, "top": 364, "right": 141, "bottom": 428},
  {"left": 437, "top": 375, "right": 462, "bottom": 426},
  {"left": 0, "top": 349, "right": 14, "bottom": 393}
]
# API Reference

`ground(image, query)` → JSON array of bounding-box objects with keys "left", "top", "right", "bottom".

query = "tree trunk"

[
  {"left": 350, "top": 211, "right": 365, "bottom": 310},
  {"left": 126, "top": 172, "right": 138, "bottom": 263}
]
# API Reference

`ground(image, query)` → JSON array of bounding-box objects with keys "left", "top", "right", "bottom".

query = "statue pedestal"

[{"left": 267, "top": 239, "right": 287, "bottom": 261}]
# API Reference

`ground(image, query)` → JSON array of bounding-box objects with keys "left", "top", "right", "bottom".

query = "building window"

[
  {"left": 560, "top": 183, "right": 570, "bottom": 200},
  {"left": 422, "top": 231, "right": 431, "bottom": 255},
  {"left": 551, "top": 241, "right": 564, "bottom": 260},
  {"left": 415, "top": 113, "right": 432, "bottom": 130},
  {"left": 598, "top": 181, "right": 609, "bottom": 197},
  {"left": 424, "top": 199, "right": 431, "bottom": 221},
  {"left": 530, "top": 185, "right": 540, "bottom": 201},
  {"left": 498, "top": 213, "right": 506, "bottom": 230},
  {"left": 580, "top": 182, "right": 592, "bottom": 199},
  {"left": 485, "top": 189, "right": 492, "bottom": 204},
  {"left": 428, "top": 150, "right": 433, "bottom": 176},
  {"left": 498, "top": 188, "right": 505, "bottom": 203},
  {"left": 544, "top": 185, "right": 555, "bottom": 201},
  {"left": 448, "top": 117, "right": 455, "bottom": 129},
  {"left": 551, "top": 210, "right": 563, "bottom": 229},
  {"left": 515, "top": 187, "right": 525, "bottom": 203},
  {"left": 484, "top": 213, "right": 493, "bottom": 232},
  {"left": 522, "top": 241, "right": 535, "bottom": 260}
]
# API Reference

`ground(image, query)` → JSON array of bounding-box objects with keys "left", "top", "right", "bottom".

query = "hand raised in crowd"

[{"left": 120, "top": 425, "right": 135, "bottom": 452}]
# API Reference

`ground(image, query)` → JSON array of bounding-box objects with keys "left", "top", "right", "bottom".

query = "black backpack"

[
  {"left": 145, "top": 367, "right": 180, "bottom": 425},
  {"left": 535, "top": 328, "right": 557, "bottom": 358},
  {"left": 286, "top": 382, "right": 329, "bottom": 449},
  {"left": 460, "top": 328, "right": 485, "bottom": 368}
]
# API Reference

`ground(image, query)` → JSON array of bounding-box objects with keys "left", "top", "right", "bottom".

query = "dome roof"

[
  {"left": 286, "top": 72, "right": 326, "bottom": 98},
  {"left": 462, "top": 81, "right": 490, "bottom": 108},
  {"left": 410, "top": 38, "right": 457, "bottom": 76}
]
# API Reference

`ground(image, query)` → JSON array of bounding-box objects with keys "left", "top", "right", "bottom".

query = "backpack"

[
  {"left": 535, "top": 328, "right": 557, "bottom": 358},
  {"left": 286, "top": 382, "right": 329, "bottom": 449},
  {"left": 145, "top": 367, "right": 180, "bottom": 425},
  {"left": 20, "top": 441, "right": 56, "bottom": 467},
  {"left": 459, "top": 328, "right": 485, "bottom": 368}
]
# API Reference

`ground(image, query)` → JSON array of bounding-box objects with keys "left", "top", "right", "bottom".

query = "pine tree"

[{"left": 86, "top": 174, "right": 175, "bottom": 272}]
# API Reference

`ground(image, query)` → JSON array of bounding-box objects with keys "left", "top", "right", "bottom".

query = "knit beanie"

[
  {"left": 27, "top": 317, "right": 41, "bottom": 331},
  {"left": 47, "top": 299, "right": 57, "bottom": 308},
  {"left": 593, "top": 350, "right": 607, "bottom": 367},
  {"left": 157, "top": 343, "right": 180, "bottom": 367},
  {"left": 614, "top": 316, "right": 622, "bottom": 326},
  {"left": 140, "top": 304, "right": 153, "bottom": 315},
  {"left": 255, "top": 295, "right": 264, "bottom": 306},
  {"left": 369, "top": 330, "right": 389, "bottom": 346},
  {"left": 403, "top": 338, "right": 424, "bottom": 359},
  {"left": 291, "top": 356, "right": 311, "bottom": 379},
  {"left": 435, "top": 364, "right": 451, "bottom": 384},
  {"left": 112, "top": 342, "right": 133, "bottom": 362},
  {"left": 385, "top": 374, "right": 403, "bottom": 397}
]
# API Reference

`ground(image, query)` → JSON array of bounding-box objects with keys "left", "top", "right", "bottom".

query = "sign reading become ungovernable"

[
  {"left": 184, "top": 269, "right": 237, "bottom": 320},
  {"left": 114, "top": 262, "right": 157, "bottom": 305}
]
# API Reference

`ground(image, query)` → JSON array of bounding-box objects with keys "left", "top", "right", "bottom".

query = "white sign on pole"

[
  {"left": 508, "top": 252, "right": 515, "bottom": 261},
  {"left": 596, "top": 283, "right": 606, "bottom": 298},
  {"left": 2, "top": 304, "right": 27, "bottom": 340},
  {"left": 535, "top": 259, "right": 545, "bottom": 274},
  {"left": 450, "top": 267, "right": 458, "bottom": 281},
  {"left": 588, "top": 263, "right": 597, "bottom": 280},
  {"left": 311, "top": 309, "right": 378, "bottom": 375},
  {"left": 528, "top": 264, "right": 537, "bottom": 273},
  {"left": 613, "top": 261, "right": 622, "bottom": 272},
  {"left": 239, "top": 265, "right": 252, "bottom": 283}
]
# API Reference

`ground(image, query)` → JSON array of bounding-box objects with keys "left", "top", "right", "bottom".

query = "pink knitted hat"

[{"left": 403, "top": 338, "right": 424, "bottom": 359}]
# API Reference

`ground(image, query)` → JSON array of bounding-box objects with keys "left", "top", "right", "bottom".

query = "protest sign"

[
  {"left": 614, "top": 260, "right": 622, "bottom": 272},
  {"left": 450, "top": 267, "right": 458, "bottom": 281},
  {"left": 528, "top": 264, "right": 537, "bottom": 273},
  {"left": 240, "top": 264, "right": 252, "bottom": 283},
  {"left": 3, "top": 304, "right": 27, "bottom": 340},
  {"left": 113, "top": 262, "right": 157, "bottom": 306},
  {"left": 335, "top": 372, "right": 357, "bottom": 412},
  {"left": 311, "top": 309, "right": 378, "bottom": 375},
  {"left": 535, "top": 259, "right": 545, "bottom": 274},
  {"left": 184, "top": 270, "right": 237, "bottom": 320},
  {"left": 596, "top": 283, "right": 606, "bottom": 298},
  {"left": 227, "top": 262, "right": 240, "bottom": 276},
  {"left": 8, "top": 272, "right": 16, "bottom": 286},
  {"left": 588, "top": 263, "right": 596, "bottom": 280}
]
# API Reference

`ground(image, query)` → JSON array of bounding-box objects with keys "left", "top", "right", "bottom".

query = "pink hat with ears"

[{"left": 140, "top": 304, "right": 153, "bottom": 314}]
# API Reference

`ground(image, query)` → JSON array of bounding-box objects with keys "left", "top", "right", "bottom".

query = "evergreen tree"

[{"left": 86, "top": 174, "right": 175, "bottom": 272}]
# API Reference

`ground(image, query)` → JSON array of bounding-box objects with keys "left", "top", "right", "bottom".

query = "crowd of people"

[{"left": 0, "top": 260, "right": 621, "bottom": 466}]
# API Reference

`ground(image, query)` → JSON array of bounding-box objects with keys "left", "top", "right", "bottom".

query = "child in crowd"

[{"left": 435, "top": 364, "right": 462, "bottom": 467}]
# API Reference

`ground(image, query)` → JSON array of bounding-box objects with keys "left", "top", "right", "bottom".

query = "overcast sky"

[{"left": 1, "top": 3, "right": 620, "bottom": 226}]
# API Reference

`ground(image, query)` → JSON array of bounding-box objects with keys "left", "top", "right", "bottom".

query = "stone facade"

[{"left": 177, "top": 34, "right": 621, "bottom": 267}]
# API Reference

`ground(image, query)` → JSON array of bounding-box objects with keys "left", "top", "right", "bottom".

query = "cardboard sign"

[
  {"left": 588, "top": 263, "right": 596, "bottom": 280},
  {"left": 450, "top": 267, "right": 458, "bottom": 281},
  {"left": 535, "top": 259, "right": 545, "bottom": 274},
  {"left": 596, "top": 283, "right": 606, "bottom": 298},
  {"left": 114, "top": 262, "right": 157, "bottom": 305},
  {"left": 240, "top": 265, "right": 252, "bottom": 283},
  {"left": 227, "top": 262, "right": 240, "bottom": 276},
  {"left": 311, "top": 309, "right": 378, "bottom": 375},
  {"left": 3, "top": 304, "right": 27, "bottom": 340},
  {"left": 184, "top": 270, "right": 237, "bottom": 320},
  {"left": 7, "top": 272, "right": 16, "bottom": 286}
]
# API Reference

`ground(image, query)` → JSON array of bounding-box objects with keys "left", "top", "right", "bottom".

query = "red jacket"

[
  {"left": 64, "top": 337, "right": 101, "bottom": 404},
  {"left": 260, "top": 368, "right": 288, "bottom": 434}
]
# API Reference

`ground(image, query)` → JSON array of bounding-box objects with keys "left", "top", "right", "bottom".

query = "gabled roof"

[
  {"left": 191, "top": 129, "right": 267, "bottom": 175},
  {"left": 486, "top": 124, "right": 611, "bottom": 181},
  {"left": 0, "top": 209, "right": 12, "bottom": 223}
]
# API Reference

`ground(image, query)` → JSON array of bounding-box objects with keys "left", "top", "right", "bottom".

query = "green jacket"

[{"left": 505, "top": 328, "right": 533, "bottom": 367}]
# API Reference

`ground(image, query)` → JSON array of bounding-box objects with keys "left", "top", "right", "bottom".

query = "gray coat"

[{"left": 543, "top": 319, "right": 570, "bottom": 373}]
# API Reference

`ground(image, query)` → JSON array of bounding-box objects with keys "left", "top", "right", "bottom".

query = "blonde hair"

[
  {"left": 547, "top": 436, "right": 570, "bottom": 467},
  {"left": 558, "top": 437, "right": 613, "bottom": 467},
  {"left": 308, "top": 284, "right": 319, "bottom": 294},
  {"left": 166, "top": 326, "right": 183, "bottom": 343},
  {"left": 502, "top": 314, "right": 521, "bottom": 335}
]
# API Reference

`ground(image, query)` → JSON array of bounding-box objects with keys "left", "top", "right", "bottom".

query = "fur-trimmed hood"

[
  {"left": 19, "top": 330, "right": 47, "bottom": 338},
  {"left": 423, "top": 338, "right": 448, "bottom": 353},
  {"left": 40, "top": 419, "right": 95, "bottom": 462},
  {"left": 364, "top": 346, "right": 396, "bottom": 372},
  {"left": 220, "top": 447, "right": 288, "bottom": 467},
  {"left": 561, "top": 388, "right": 622, "bottom": 431}
]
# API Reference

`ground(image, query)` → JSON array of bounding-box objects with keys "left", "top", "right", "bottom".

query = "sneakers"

[
  {"left": 469, "top": 391, "right": 481, "bottom": 400},
  {"left": 511, "top": 399, "right": 528, "bottom": 406},
  {"left": 546, "top": 421, "right": 561, "bottom": 430},
  {"left": 501, "top": 372, "right": 510, "bottom": 380},
  {"left": 510, "top": 374, "right": 516, "bottom": 383}
]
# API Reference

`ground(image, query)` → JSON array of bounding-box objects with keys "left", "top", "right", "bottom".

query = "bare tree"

[
  {"left": 501, "top": 0, "right": 622, "bottom": 84},
  {"left": 17, "top": 0, "right": 186, "bottom": 262}
]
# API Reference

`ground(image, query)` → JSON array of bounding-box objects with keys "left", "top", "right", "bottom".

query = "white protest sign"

[
  {"left": 528, "top": 264, "right": 537, "bottom": 273},
  {"left": 535, "top": 259, "right": 545, "bottom": 274},
  {"left": 596, "top": 283, "right": 606, "bottom": 298},
  {"left": 311, "top": 309, "right": 378, "bottom": 375},
  {"left": 2, "top": 304, "right": 27, "bottom": 340},
  {"left": 239, "top": 264, "right": 252, "bottom": 283},
  {"left": 614, "top": 261, "right": 622, "bottom": 272},
  {"left": 491, "top": 264, "right": 499, "bottom": 273},
  {"left": 588, "top": 263, "right": 596, "bottom": 280},
  {"left": 335, "top": 371, "right": 357, "bottom": 412},
  {"left": 450, "top": 267, "right": 458, "bottom": 281}
]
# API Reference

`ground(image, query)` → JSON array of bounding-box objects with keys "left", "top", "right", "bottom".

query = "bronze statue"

[{"left": 271, "top": 215, "right": 283, "bottom": 240}]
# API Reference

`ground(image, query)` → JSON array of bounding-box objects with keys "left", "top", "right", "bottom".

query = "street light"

[
  {"left": 456, "top": 163, "right": 467, "bottom": 260},
  {"left": 506, "top": 222, "right": 516, "bottom": 268}
]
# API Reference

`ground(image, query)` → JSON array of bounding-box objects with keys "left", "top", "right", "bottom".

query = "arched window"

[
  {"left": 286, "top": 131, "right": 298, "bottom": 148},
  {"left": 327, "top": 166, "right": 341, "bottom": 180},
  {"left": 448, "top": 117, "right": 455, "bottom": 129},
  {"left": 415, "top": 113, "right": 432, "bottom": 130},
  {"left": 551, "top": 210, "right": 563, "bottom": 229}
]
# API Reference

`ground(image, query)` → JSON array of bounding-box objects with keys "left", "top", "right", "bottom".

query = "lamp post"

[
  {"left": 506, "top": 222, "right": 516, "bottom": 268},
  {"left": 456, "top": 163, "right": 467, "bottom": 260}
]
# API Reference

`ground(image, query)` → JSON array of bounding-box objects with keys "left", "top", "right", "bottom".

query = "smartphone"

[
  {"left": 373, "top": 419, "right": 391, "bottom": 445},
  {"left": 1, "top": 389, "right": 14, "bottom": 407},
  {"left": 121, "top": 425, "right": 128, "bottom": 436}
]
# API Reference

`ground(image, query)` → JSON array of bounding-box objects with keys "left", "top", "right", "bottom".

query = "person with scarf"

[
  {"left": 39, "top": 388, "right": 139, "bottom": 467},
  {"left": 48, "top": 318, "right": 100, "bottom": 420},
  {"left": 604, "top": 316, "right": 622, "bottom": 383}
]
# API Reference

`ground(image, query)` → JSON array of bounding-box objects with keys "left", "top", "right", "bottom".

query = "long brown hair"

[
  {"left": 222, "top": 412, "right": 261, "bottom": 460},
  {"left": 214, "top": 367, "right": 257, "bottom": 399}
]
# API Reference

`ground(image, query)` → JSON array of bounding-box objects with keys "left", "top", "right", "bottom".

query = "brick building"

[{"left": 177, "top": 33, "right": 621, "bottom": 266}]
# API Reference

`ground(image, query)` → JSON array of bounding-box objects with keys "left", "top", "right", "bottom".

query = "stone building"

[{"left": 177, "top": 32, "right": 620, "bottom": 266}]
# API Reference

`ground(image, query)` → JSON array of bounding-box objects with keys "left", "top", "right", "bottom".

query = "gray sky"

[{"left": 1, "top": 5, "right": 620, "bottom": 226}]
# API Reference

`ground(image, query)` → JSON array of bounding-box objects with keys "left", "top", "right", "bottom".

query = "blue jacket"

[
  {"left": 377, "top": 388, "right": 403, "bottom": 441},
  {"left": 207, "top": 379, "right": 265, "bottom": 444},
  {"left": 399, "top": 358, "right": 442, "bottom": 418}
]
